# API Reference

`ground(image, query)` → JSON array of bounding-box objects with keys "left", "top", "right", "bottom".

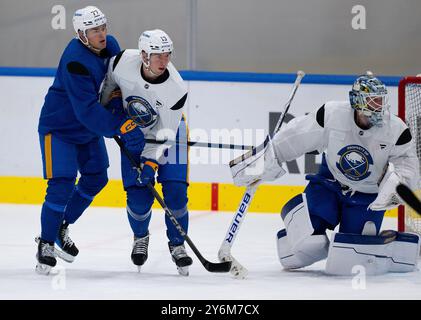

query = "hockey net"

[{"left": 398, "top": 76, "right": 421, "bottom": 235}]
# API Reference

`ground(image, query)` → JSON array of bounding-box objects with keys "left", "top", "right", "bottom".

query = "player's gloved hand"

[
  {"left": 104, "top": 89, "right": 124, "bottom": 115},
  {"left": 119, "top": 119, "right": 145, "bottom": 152},
  {"left": 136, "top": 158, "right": 159, "bottom": 186}
]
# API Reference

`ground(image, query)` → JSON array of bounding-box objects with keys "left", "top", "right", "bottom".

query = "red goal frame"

[{"left": 397, "top": 76, "right": 421, "bottom": 231}]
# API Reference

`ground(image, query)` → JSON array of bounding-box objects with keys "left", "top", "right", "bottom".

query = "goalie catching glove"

[
  {"left": 230, "top": 136, "right": 286, "bottom": 186},
  {"left": 369, "top": 166, "right": 403, "bottom": 211}
]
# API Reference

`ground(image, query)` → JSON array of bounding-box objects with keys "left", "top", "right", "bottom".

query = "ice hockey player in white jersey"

[
  {"left": 231, "top": 73, "right": 420, "bottom": 275},
  {"left": 100, "top": 29, "right": 192, "bottom": 276}
]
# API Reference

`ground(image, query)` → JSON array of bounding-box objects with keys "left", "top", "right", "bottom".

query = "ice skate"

[
  {"left": 55, "top": 222, "right": 79, "bottom": 263},
  {"left": 131, "top": 233, "right": 149, "bottom": 271},
  {"left": 169, "top": 242, "right": 193, "bottom": 276},
  {"left": 35, "top": 237, "right": 57, "bottom": 275}
]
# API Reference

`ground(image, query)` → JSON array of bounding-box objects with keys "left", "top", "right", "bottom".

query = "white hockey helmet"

[
  {"left": 72, "top": 6, "right": 107, "bottom": 45},
  {"left": 138, "top": 29, "right": 173, "bottom": 66}
]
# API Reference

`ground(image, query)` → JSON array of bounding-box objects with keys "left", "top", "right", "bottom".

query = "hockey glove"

[
  {"left": 369, "top": 170, "right": 403, "bottom": 211},
  {"left": 119, "top": 119, "right": 145, "bottom": 152},
  {"left": 104, "top": 89, "right": 124, "bottom": 115},
  {"left": 136, "top": 158, "right": 159, "bottom": 186},
  {"left": 230, "top": 136, "right": 286, "bottom": 186}
]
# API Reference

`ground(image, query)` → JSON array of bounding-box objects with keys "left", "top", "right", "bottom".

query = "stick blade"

[
  {"left": 218, "top": 248, "right": 249, "bottom": 279},
  {"left": 203, "top": 260, "right": 232, "bottom": 273},
  {"left": 396, "top": 183, "right": 421, "bottom": 215}
]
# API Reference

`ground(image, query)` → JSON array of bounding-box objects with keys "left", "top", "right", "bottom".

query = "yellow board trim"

[
  {"left": 44, "top": 134, "right": 53, "bottom": 179},
  {"left": 0, "top": 176, "right": 397, "bottom": 217}
]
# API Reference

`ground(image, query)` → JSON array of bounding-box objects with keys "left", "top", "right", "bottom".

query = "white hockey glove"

[
  {"left": 369, "top": 170, "right": 403, "bottom": 211},
  {"left": 230, "top": 136, "right": 286, "bottom": 186}
]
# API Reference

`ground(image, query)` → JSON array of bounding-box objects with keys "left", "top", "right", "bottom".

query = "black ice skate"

[
  {"left": 55, "top": 222, "right": 79, "bottom": 263},
  {"left": 131, "top": 233, "right": 150, "bottom": 271},
  {"left": 168, "top": 242, "right": 193, "bottom": 276},
  {"left": 35, "top": 237, "right": 57, "bottom": 275}
]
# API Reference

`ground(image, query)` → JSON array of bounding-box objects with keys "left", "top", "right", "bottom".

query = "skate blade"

[
  {"left": 177, "top": 266, "right": 189, "bottom": 276},
  {"left": 55, "top": 249, "right": 75, "bottom": 263},
  {"left": 218, "top": 251, "right": 248, "bottom": 279},
  {"left": 35, "top": 263, "right": 52, "bottom": 275},
  {"left": 137, "top": 266, "right": 142, "bottom": 273}
]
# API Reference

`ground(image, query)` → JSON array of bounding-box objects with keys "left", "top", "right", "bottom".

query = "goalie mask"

[{"left": 349, "top": 74, "right": 389, "bottom": 127}]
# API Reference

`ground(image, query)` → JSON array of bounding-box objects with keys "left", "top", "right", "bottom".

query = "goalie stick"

[
  {"left": 396, "top": 183, "right": 421, "bottom": 216},
  {"left": 218, "top": 70, "right": 306, "bottom": 278},
  {"left": 114, "top": 135, "right": 232, "bottom": 273},
  {"left": 145, "top": 138, "right": 253, "bottom": 150}
]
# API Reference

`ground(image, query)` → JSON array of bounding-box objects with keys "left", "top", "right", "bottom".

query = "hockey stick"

[
  {"left": 145, "top": 138, "right": 253, "bottom": 150},
  {"left": 114, "top": 135, "right": 232, "bottom": 273},
  {"left": 396, "top": 183, "right": 421, "bottom": 216},
  {"left": 218, "top": 70, "right": 306, "bottom": 278},
  {"left": 145, "top": 138, "right": 320, "bottom": 153}
]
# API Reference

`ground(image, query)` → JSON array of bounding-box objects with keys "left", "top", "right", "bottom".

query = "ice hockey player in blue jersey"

[
  {"left": 36, "top": 6, "right": 144, "bottom": 275},
  {"left": 100, "top": 29, "right": 192, "bottom": 276},
  {"left": 231, "top": 72, "right": 420, "bottom": 275}
]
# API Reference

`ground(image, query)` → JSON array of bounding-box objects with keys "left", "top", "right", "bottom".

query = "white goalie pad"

[
  {"left": 369, "top": 168, "right": 403, "bottom": 211},
  {"left": 276, "top": 193, "right": 329, "bottom": 269},
  {"left": 281, "top": 193, "right": 314, "bottom": 250},
  {"left": 230, "top": 136, "right": 286, "bottom": 186},
  {"left": 325, "top": 231, "right": 420, "bottom": 276},
  {"left": 276, "top": 230, "right": 329, "bottom": 269}
]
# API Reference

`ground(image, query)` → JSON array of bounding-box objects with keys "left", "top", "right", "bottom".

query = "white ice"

[{"left": 0, "top": 204, "right": 420, "bottom": 300}]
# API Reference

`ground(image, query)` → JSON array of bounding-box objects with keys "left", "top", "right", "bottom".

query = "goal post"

[{"left": 397, "top": 76, "right": 421, "bottom": 234}]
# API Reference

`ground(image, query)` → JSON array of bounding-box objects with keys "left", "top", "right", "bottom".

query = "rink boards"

[
  {"left": 0, "top": 69, "right": 402, "bottom": 218},
  {"left": 0, "top": 177, "right": 397, "bottom": 218}
]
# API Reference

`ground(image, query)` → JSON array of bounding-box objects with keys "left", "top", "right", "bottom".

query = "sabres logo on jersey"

[
  {"left": 125, "top": 96, "right": 158, "bottom": 128},
  {"left": 336, "top": 145, "right": 373, "bottom": 181}
]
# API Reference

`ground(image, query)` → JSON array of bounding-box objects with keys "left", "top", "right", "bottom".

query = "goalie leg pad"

[
  {"left": 276, "top": 229, "right": 329, "bottom": 269},
  {"left": 281, "top": 193, "right": 314, "bottom": 250},
  {"left": 325, "top": 231, "right": 420, "bottom": 276}
]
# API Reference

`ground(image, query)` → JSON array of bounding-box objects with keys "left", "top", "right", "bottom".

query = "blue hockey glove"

[
  {"left": 104, "top": 89, "right": 124, "bottom": 115},
  {"left": 119, "top": 119, "right": 145, "bottom": 152},
  {"left": 137, "top": 158, "right": 159, "bottom": 186}
]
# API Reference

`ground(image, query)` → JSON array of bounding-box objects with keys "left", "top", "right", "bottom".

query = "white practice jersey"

[
  {"left": 272, "top": 101, "right": 419, "bottom": 194},
  {"left": 100, "top": 49, "right": 188, "bottom": 162}
]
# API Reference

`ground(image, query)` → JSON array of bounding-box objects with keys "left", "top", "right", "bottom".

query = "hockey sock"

[
  {"left": 64, "top": 171, "right": 108, "bottom": 224},
  {"left": 127, "top": 208, "right": 152, "bottom": 238},
  {"left": 63, "top": 186, "right": 93, "bottom": 224},
  {"left": 166, "top": 208, "right": 188, "bottom": 246},
  {"left": 41, "top": 202, "right": 65, "bottom": 242}
]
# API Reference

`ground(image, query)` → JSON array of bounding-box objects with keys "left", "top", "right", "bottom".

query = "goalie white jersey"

[
  {"left": 101, "top": 49, "right": 188, "bottom": 161},
  {"left": 272, "top": 101, "right": 419, "bottom": 194}
]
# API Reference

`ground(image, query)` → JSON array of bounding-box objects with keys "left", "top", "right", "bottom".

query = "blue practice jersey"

[{"left": 38, "top": 35, "right": 125, "bottom": 144}]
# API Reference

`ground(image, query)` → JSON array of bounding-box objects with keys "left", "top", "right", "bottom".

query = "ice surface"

[{"left": 0, "top": 204, "right": 420, "bottom": 300}]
